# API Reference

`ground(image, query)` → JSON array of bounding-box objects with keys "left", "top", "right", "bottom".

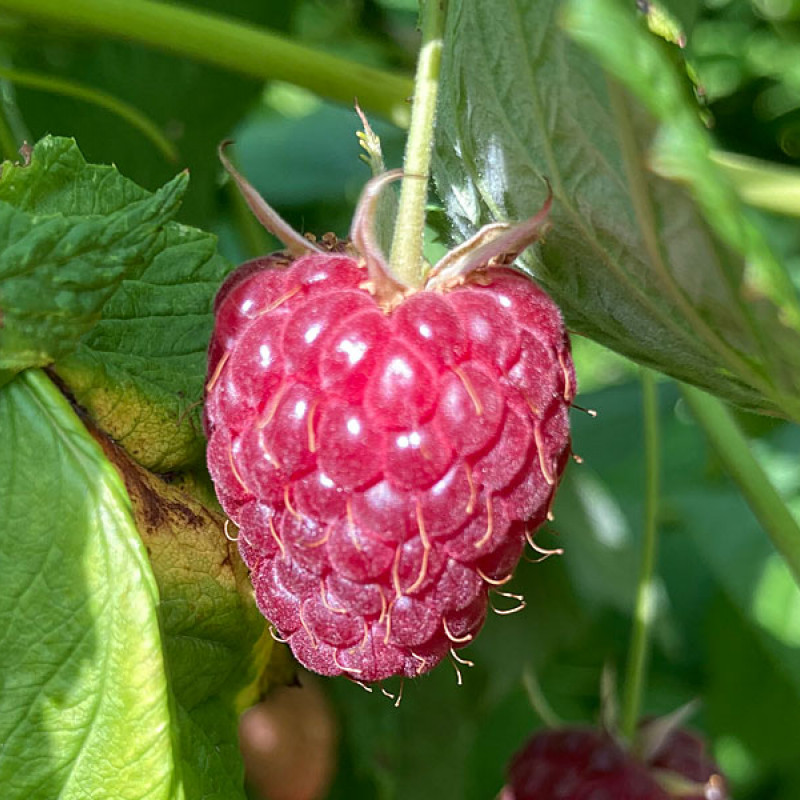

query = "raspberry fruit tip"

[
  {"left": 502, "top": 725, "right": 728, "bottom": 800},
  {"left": 205, "top": 147, "right": 574, "bottom": 683}
]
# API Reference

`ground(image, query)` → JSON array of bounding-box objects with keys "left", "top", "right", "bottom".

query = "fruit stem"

[
  {"left": 620, "top": 369, "right": 660, "bottom": 742},
  {"left": 388, "top": 0, "right": 447, "bottom": 289},
  {"left": 0, "top": 0, "right": 413, "bottom": 127},
  {"left": 681, "top": 384, "right": 800, "bottom": 588}
]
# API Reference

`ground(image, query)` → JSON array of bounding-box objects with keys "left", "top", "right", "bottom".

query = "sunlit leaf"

[{"left": 0, "top": 371, "right": 177, "bottom": 799}]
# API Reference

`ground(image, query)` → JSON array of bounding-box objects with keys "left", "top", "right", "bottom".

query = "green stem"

[
  {"left": 0, "top": 65, "right": 178, "bottom": 161},
  {"left": 711, "top": 150, "right": 800, "bottom": 218},
  {"left": 620, "top": 369, "right": 660, "bottom": 741},
  {"left": 0, "top": 0, "right": 413, "bottom": 127},
  {"left": 388, "top": 0, "right": 447, "bottom": 288},
  {"left": 522, "top": 666, "right": 562, "bottom": 729},
  {"left": 681, "top": 384, "right": 800, "bottom": 588}
]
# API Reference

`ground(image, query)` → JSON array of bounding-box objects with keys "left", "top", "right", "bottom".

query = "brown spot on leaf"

[{"left": 56, "top": 389, "right": 279, "bottom": 703}]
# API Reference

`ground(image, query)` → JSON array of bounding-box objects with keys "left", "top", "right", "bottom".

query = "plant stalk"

[
  {"left": 711, "top": 150, "right": 800, "bottom": 218},
  {"left": 388, "top": 0, "right": 447, "bottom": 288},
  {"left": 0, "top": 0, "right": 413, "bottom": 127},
  {"left": 0, "top": 65, "right": 177, "bottom": 161},
  {"left": 620, "top": 369, "right": 660, "bottom": 741},
  {"left": 681, "top": 384, "right": 800, "bottom": 587}
]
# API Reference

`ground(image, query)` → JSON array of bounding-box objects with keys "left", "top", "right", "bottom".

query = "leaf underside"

[{"left": 433, "top": 0, "right": 800, "bottom": 421}]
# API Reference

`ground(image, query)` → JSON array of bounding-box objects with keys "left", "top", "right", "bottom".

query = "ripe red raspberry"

[
  {"left": 205, "top": 154, "right": 574, "bottom": 682},
  {"left": 503, "top": 726, "right": 728, "bottom": 800}
]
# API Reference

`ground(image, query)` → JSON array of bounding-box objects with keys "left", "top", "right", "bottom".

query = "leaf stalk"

[{"left": 681, "top": 384, "right": 800, "bottom": 588}]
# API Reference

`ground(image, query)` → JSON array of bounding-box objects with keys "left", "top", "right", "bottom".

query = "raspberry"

[
  {"left": 205, "top": 154, "right": 574, "bottom": 682},
  {"left": 503, "top": 726, "right": 728, "bottom": 800}
]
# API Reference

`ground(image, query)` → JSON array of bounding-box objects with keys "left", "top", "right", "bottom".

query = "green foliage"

[
  {"left": 0, "top": 137, "right": 267, "bottom": 798},
  {"left": 0, "top": 372, "right": 269, "bottom": 800},
  {"left": 0, "top": 371, "right": 178, "bottom": 799},
  {"left": 433, "top": 0, "right": 800, "bottom": 421},
  {"left": 4, "top": 0, "right": 298, "bottom": 228},
  {"left": 1, "top": 0, "right": 799, "bottom": 798},
  {"left": 53, "top": 213, "right": 231, "bottom": 472},
  {"left": 0, "top": 137, "right": 186, "bottom": 375},
  {"left": 100, "top": 440, "right": 270, "bottom": 799},
  {"left": 0, "top": 136, "right": 229, "bottom": 470},
  {"left": 690, "top": 0, "right": 800, "bottom": 163}
]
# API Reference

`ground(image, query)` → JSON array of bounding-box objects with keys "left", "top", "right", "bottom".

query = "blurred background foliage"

[
  {"left": 691, "top": 0, "right": 800, "bottom": 163},
  {"left": 2, "top": 0, "right": 800, "bottom": 798}
]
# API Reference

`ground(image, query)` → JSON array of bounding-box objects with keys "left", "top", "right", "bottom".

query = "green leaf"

[
  {"left": 681, "top": 482, "right": 800, "bottom": 768},
  {"left": 54, "top": 220, "right": 232, "bottom": 471},
  {"left": 565, "top": 0, "right": 800, "bottom": 331},
  {"left": 0, "top": 134, "right": 151, "bottom": 214},
  {"left": 0, "top": 136, "right": 187, "bottom": 374},
  {"left": 93, "top": 434, "right": 270, "bottom": 798},
  {"left": 432, "top": 0, "right": 800, "bottom": 421},
  {"left": 711, "top": 151, "right": 800, "bottom": 219},
  {"left": 0, "top": 370, "right": 177, "bottom": 799},
  {"left": 0, "top": 135, "right": 231, "bottom": 471},
  {"left": 0, "top": 369, "right": 271, "bottom": 799}
]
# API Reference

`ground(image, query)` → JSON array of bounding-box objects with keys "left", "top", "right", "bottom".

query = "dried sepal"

[
  {"left": 219, "top": 141, "right": 323, "bottom": 258},
  {"left": 426, "top": 183, "right": 553, "bottom": 290},
  {"left": 349, "top": 169, "right": 415, "bottom": 307}
]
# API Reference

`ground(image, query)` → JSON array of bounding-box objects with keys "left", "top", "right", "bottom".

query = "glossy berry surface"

[
  {"left": 205, "top": 251, "right": 574, "bottom": 681},
  {"left": 503, "top": 727, "right": 728, "bottom": 800}
]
